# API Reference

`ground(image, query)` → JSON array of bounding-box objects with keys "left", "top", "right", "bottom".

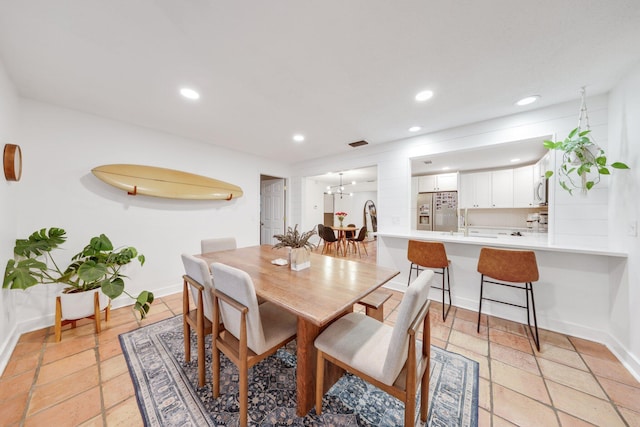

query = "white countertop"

[{"left": 376, "top": 230, "right": 628, "bottom": 258}]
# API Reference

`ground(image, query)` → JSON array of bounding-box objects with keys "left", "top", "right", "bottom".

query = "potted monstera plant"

[
  {"left": 273, "top": 225, "right": 316, "bottom": 271},
  {"left": 3, "top": 227, "right": 154, "bottom": 320}
]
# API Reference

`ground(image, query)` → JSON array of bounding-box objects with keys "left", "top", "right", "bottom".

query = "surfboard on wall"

[{"left": 91, "top": 164, "right": 243, "bottom": 200}]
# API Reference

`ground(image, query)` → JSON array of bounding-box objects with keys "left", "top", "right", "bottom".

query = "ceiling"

[
  {"left": 307, "top": 167, "right": 378, "bottom": 193},
  {"left": 1, "top": 1, "right": 639, "bottom": 164},
  {"left": 411, "top": 136, "right": 550, "bottom": 176}
]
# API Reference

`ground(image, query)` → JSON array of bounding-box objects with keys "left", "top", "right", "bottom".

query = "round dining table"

[{"left": 330, "top": 225, "right": 358, "bottom": 256}]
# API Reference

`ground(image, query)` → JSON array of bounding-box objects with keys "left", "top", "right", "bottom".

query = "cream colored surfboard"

[{"left": 91, "top": 164, "right": 243, "bottom": 200}]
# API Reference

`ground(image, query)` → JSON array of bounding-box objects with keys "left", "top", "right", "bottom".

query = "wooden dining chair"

[
  {"left": 181, "top": 253, "right": 215, "bottom": 387},
  {"left": 200, "top": 237, "right": 237, "bottom": 254},
  {"left": 315, "top": 270, "right": 434, "bottom": 427},
  {"left": 347, "top": 225, "right": 368, "bottom": 257},
  {"left": 211, "top": 262, "right": 298, "bottom": 427},
  {"left": 316, "top": 223, "right": 325, "bottom": 251},
  {"left": 321, "top": 226, "right": 341, "bottom": 256}
]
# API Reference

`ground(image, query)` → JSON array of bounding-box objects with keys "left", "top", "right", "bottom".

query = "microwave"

[{"left": 534, "top": 178, "right": 548, "bottom": 205}]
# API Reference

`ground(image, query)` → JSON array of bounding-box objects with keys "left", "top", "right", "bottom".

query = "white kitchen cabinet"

[
  {"left": 513, "top": 165, "right": 535, "bottom": 207},
  {"left": 417, "top": 173, "right": 458, "bottom": 192},
  {"left": 491, "top": 169, "right": 514, "bottom": 207},
  {"left": 460, "top": 171, "right": 491, "bottom": 208}
]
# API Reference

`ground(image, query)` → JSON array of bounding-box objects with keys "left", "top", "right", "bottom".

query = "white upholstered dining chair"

[
  {"left": 314, "top": 270, "right": 434, "bottom": 427},
  {"left": 210, "top": 262, "right": 297, "bottom": 427},
  {"left": 200, "top": 237, "right": 237, "bottom": 254},
  {"left": 181, "top": 253, "right": 215, "bottom": 387}
]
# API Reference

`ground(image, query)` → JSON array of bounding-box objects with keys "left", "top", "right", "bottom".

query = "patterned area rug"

[{"left": 120, "top": 315, "right": 478, "bottom": 426}]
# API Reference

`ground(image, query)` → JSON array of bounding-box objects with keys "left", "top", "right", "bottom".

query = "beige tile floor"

[{"left": 1, "top": 240, "right": 639, "bottom": 426}]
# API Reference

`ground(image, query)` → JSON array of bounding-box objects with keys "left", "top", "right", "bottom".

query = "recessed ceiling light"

[
  {"left": 293, "top": 134, "right": 305, "bottom": 142},
  {"left": 442, "top": 166, "right": 451, "bottom": 171},
  {"left": 180, "top": 88, "right": 200, "bottom": 100},
  {"left": 415, "top": 90, "right": 434, "bottom": 102},
  {"left": 408, "top": 126, "right": 422, "bottom": 132},
  {"left": 515, "top": 95, "right": 540, "bottom": 106},
  {"left": 510, "top": 158, "right": 521, "bottom": 162}
]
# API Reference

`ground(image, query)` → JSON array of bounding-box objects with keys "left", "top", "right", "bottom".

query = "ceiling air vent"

[{"left": 348, "top": 140, "right": 369, "bottom": 148}]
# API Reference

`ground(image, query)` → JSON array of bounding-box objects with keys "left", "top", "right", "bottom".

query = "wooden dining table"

[
  {"left": 198, "top": 244, "right": 399, "bottom": 416},
  {"left": 329, "top": 225, "right": 358, "bottom": 255}
]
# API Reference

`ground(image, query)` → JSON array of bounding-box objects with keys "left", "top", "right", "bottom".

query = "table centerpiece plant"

[
  {"left": 272, "top": 224, "right": 316, "bottom": 271},
  {"left": 335, "top": 211, "right": 348, "bottom": 227},
  {"left": 3, "top": 227, "right": 154, "bottom": 319}
]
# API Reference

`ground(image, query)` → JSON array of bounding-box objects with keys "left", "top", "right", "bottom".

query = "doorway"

[{"left": 260, "top": 175, "right": 286, "bottom": 245}]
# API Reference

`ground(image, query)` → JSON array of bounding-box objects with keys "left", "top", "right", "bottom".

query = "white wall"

[
  {"left": 0, "top": 97, "right": 291, "bottom": 373},
  {"left": 0, "top": 59, "right": 21, "bottom": 372},
  {"left": 291, "top": 96, "right": 612, "bottom": 243},
  {"left": 302, "top": 178, "right": 326, "bottom": 246},
  {"left": 607, "top": 61, "right": 640, "bottom": 375}
]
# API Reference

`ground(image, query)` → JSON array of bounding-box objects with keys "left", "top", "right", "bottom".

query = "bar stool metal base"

[
  {"left": 477, "top": 276, "right": 540, "bottom": 351},
  {"left": 408, "top": 262, "right": 452, "bottom": 321}
]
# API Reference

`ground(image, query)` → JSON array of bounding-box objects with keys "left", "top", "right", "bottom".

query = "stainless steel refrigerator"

[{"left": 417, "top": 191, "right": 458, "bottom": 232}]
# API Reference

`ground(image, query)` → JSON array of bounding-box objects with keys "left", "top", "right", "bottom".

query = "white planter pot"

[{"left": 59, "top": 289, "right": 110, "bottom": 320}]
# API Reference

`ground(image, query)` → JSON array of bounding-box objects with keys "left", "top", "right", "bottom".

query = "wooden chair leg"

[
  {"left": 55, "top": 296, "right": 62, "bottom": 342},
  {"left": 183, "top": 280, "right": 191, "bottom": 362},
  {"left": 196, "top": 315, "right": 205, "bottom": 387},
  {"left": 239, "top": 361, "right": 248, "bottom": 426},
  {"left": 315, "top": 350, "right": 325, "bottom": 415},
  {"left": 405, "top": 380, "right": 416, "bottom": 427},
  {"left": 420, "top": 365, "right": 429, "bottom": 422}
]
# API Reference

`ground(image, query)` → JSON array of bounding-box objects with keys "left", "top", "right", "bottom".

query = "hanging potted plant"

[
  {"left": 543, "top": 87, "right": 629, "bottom": 195},
  {"left": 3, "top": 227, "right": 154, "bottom": 321},
  {"left": 272, "top": 225, "right": 316, "bottom": 271}
]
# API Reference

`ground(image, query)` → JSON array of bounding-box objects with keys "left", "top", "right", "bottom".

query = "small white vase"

[
  {"left": 289, "top": 247, "right": 311, "bottom": 271},
  {"left": 59, "top": 289, "right": 110, "bottom": 320}
]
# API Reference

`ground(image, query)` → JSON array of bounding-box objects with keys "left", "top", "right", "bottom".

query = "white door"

[{"left": 260, "top": 178, "right": 285, "bottom": 245}]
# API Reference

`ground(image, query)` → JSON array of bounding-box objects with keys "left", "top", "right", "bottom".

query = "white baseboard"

[
  {"left": 382, "top": 280, "right": 640, "bottom": 381},
  {"left": 0, "top": 282, "right": 183, "bottom": 377}
]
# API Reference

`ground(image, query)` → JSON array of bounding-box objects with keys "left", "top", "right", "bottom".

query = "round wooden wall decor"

[{"left": 3, "top": 144, "right": 22, "bottom": 181}]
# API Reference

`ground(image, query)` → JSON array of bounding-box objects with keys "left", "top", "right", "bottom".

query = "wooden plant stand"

[{"left": 54, "top": 291, "right": 111, "bottom": 342}]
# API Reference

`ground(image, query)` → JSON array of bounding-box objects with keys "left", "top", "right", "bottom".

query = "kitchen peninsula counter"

[
  {"left": 376, "top": 230, "right": 628, "bottom": 257},
  {"left": 375, "top": 231, "right": 632, "bottom": 376}
]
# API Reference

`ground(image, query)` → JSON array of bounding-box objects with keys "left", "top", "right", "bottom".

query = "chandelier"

[{"left": 326, "top": 172, "right": 355, "bottom": 199}]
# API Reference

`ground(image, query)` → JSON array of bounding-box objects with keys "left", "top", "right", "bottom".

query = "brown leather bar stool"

[
  {"left": 476, "top": 247, "right": 541, "bottom": 351},
  {"left": 407, "top": 240, "right": 452, "bottom": 321}
]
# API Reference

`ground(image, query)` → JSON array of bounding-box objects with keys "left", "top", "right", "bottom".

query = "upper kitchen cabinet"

[
  {"left": 417, "top": 172, "right": 458, "bottom": 192},
  {"left": 460, "top": 171, "right": 491, "bottom": 208},
  {"left": 491, "top": 169, "right": 513, "bottom": 207},
  {"left": 460, "top": 169, "right": 515, "bottom": 208},
  {"left": 513, "top": 165, "right": 535, "bottom": 207}
]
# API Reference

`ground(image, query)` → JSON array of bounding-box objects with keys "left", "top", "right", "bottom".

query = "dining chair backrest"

[
  {"left": 322, "top": 226, "right": 338, "bottom": 243},
  {"left": 210, "top": 262, "right": 267, "bottom": 354},
  {"left": 181, "top": 254, "right": 215, "bottom": 321},
  {"left": 345, "top": 223, "right": 356, "bottom": 238},
  {"left": 317, "top": 223, "right": 325, "bottom": 234},
  {"left": 201, "top": 237, "right": 237, "bottom": 254},
  {"left": 381, "top": 269, "right": 433, "bottom": 384},
  {"left": 354, "top": 226, "right": 367, "bottom": 241}
]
